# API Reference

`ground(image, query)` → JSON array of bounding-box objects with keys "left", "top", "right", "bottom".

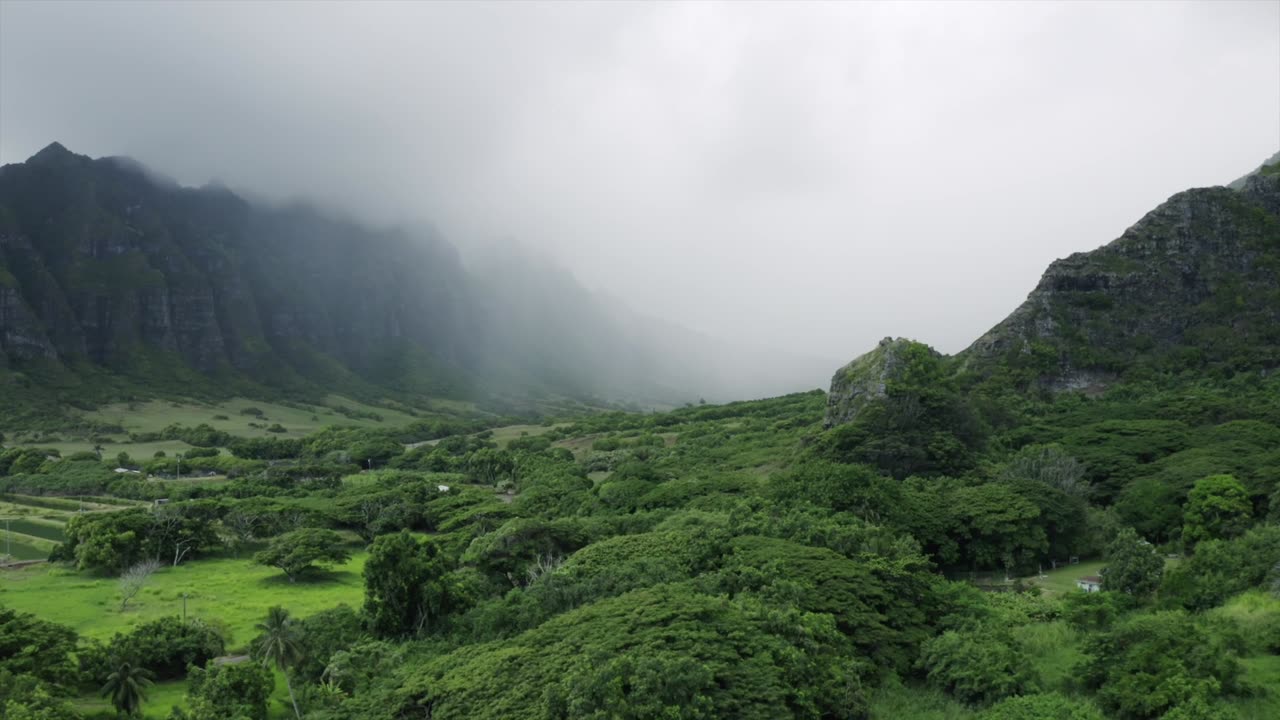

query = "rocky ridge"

[{"left": 826, "top": 154, "right": 1280, "bottom": 427}]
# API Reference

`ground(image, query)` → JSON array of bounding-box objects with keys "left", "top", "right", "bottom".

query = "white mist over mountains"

[{"left": 2, "top": 1, "right": 1277, "bottom": 397}]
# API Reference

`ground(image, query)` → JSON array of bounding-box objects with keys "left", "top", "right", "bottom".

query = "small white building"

[{"left": 1077, "top": 575, "right": 1103, "bottom": 593}]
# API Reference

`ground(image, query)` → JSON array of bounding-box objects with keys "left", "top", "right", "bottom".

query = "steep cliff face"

[
  {"left": 827, "top": 154, "right": 1280, "bottom": 426},
  {"left": 959, "top": 161, "right": 1280, "bottom": 390},
  {"left": 0, "top": 143, "right": 480, "bottom": 400}
]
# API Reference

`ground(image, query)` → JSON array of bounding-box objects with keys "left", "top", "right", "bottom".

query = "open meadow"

[
  {"left": 1, "top": 550, "right": 368, "bottom": 647},
  {"left": 16, "top": 394, "right": 453, "bottom": 459}
]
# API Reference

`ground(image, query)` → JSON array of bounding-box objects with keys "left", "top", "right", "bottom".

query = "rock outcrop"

[
  {"left": 824, "top": 337, "right": 939, "bottom": 427},
  {"left": 827, "top": 152, "right": 1280, "bottom": 412},
  {"left": 959, "top": 159, "right": 1280, "bottom": 387}
]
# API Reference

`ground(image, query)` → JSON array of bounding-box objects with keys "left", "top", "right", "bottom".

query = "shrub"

[
  {"left": 181, "top": 659, "right": 274, "bottom": 720},
  {"left": 980, "top": 694, "right": 1104, "bottom": 720},
  {"left": 1080, "top": 610, "right": 1244, "bottom": 719},
  {"left": 918, "top": 626, "right": 1037, "bottom": 705},
  {"left": 81, "top": 616, "right": 225, "bottom": 682}
]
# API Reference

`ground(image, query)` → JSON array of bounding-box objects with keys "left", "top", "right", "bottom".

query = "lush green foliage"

[
  {"left": 362, "top": 532, "right": 458, "bottom": 637},
  {"left": 1100, "top": 528, "right": 1164, "bottom": 597},
  {"left": 1182, "top": 474, "right": 1251, "bottom": 546},
  {"left": 53, "top": 506, "right": 218, "bottom": 573},
  {"left": 81, "top": 616, "right": 225, "bottom": 681},
  {"left": 100, "top": 660, "right": 154, "bottom": 717},
  {"left": 5, "top": 306, "right": 1280, "bottom": 720},
  {"left": 254, "top": 528, "right": 351, "bottom": 582},
  {"left": 1161, "top": 525, "right": 1280, "bottom": 611},
  {"left": 918, "top": 626, "right": 1037, "bottom": 705},
  {"left": 1080, "top": 611, "right": 1245, "bottom": 719},
  {"left": 0, "top": 606, "right": 78, "bottom": 687},
  {"left": 980, "top": 693, "right": 1104, "bottom": 720},
  {"left": 178, "top": 660, "right": 275, "bottom": 720}
]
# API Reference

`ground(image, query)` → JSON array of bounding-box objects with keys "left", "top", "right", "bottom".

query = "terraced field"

[{"left": 0, "top": 493, "right": 127, "bottom": 563}]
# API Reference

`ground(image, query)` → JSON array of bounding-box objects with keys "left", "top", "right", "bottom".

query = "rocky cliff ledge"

[
  {"left": 959, "top": 163, "right": 1280, "bottom": 387},
  {"left": 824, "top": 337, "right": 940, "bottom": 428}
]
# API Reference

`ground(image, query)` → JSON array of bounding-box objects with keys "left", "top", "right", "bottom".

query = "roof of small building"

[{"left": 212, "top": 655, "right": 251, "bottom": 666}]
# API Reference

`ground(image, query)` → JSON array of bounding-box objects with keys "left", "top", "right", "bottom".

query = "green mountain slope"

[
  {"left": 0, "top": 144, "right": 754, "bottom": 428},
  {"left": 0, "top": 144, "right": 479, "bottom": 416},
  {"left": 0, "top": 143, "right": 839, "bottom": 430},
  {"left": 961, "top": 158, "right": 1280, "bottom": 389},
  {"left": 825, "top": 151, "right": 1280, "bottom": 432}
]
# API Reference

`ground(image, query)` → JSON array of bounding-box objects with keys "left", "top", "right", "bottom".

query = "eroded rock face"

[
  {"left": 825, "top": 337, "right": 939, "bottom": 427},
  {"left": 0, "top": 142, "right": 477, "bottom": 385},
  {"left": 0, "top": 284, "right": 56, "bottom": 360},
  {"left": 960, "top": 166, "right": 1280, "bottom": 387},
  {"left": 823, "top": 154, "right": 1279, "bottom": 407}
]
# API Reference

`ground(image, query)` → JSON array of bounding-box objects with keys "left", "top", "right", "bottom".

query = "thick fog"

[{"left": 2, "top": 1, "right": 1278, "bottom": 385}]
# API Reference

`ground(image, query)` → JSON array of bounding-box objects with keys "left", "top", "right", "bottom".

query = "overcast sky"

[{"left": 2, "top": 1, "right": 1278, "bottom": 368}]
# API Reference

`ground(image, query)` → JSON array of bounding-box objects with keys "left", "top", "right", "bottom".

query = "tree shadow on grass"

[{"left": 255, "top": 568, "right": 358, "bottom": 588}]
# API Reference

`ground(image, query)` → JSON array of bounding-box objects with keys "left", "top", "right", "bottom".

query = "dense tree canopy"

[
  {"left": 1182, "top": 474, "right": 1251, "bottom": 547},
  {"left": 1100, "top": 528, "right": 1164, "bottom": 598},
  {"left": 254, "top": 528, "right": 351, "bottom": 582}
]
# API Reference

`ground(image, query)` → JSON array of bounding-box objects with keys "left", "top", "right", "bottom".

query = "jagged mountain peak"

[
  {"left": 23, "top": 141, "right": 86, "bottom": 169},
  {"left": 30, "top": 141, "right": 72, "bottom": 159}
]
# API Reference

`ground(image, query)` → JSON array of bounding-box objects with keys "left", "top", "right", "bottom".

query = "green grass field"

[
  {"left": 1, "top": 494, "right": 110, "bottom": 562},
  {"left": 1, "top": 495, "right": 124, "bottom": 513},
  {"left": 72, "top": 678, "right": 189, "bottom": 719},
  {"left": 5, "top": 550, "right": 365, "bottom": 719},
  {"left": 1, "top": 535, "right": 52, "bottom": 560},
  {"left": 1028, "top": 560, "right": 1106, "bottom": 595},
  {"left": 0, "top": 550, "right": 368, "bottom": 648},
  {"left": 4, "top": 517, "right": 68, "bottom": 541},
  {"left": 30, "top": 394, "right": 428, "bottom": 458},
  {"left": 487, "top": 423, "right": 565, "bottom": 448},
  {"left": 3, "top": 540, "right": 363, "bottom": 718}
]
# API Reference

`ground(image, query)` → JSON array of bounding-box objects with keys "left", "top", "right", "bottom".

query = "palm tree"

[
  {"left": 101, "top": 659, "right": 153, "bottom": 717},
  {"left": 254, "top": 606, "right": 304, "bottom": 719}
]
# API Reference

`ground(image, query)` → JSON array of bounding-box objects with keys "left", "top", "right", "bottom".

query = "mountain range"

[
  {"left": 2, "top": 143, "right": 1276, "bottom": 431},
  {"left": 0, "top": 143, "right": 831, "bottom": 427}
]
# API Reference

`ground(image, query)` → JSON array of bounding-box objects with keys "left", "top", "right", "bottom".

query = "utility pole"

[{"left": 4, "top": 518, "right": 9, "bottom": 559}]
